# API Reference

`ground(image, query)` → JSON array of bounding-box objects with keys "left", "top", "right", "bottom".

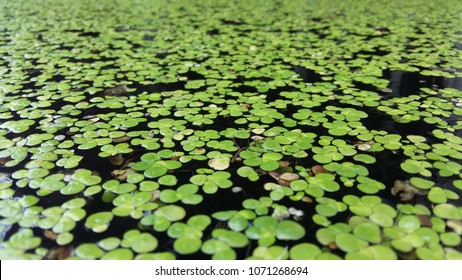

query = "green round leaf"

[
  {"left": 433, "top": 204, "right": 462, "bottom": 220},
  {"left": 440, "top": 232, "right": 461, "bottom": 246},
  {"left": 353, "top": 222, "right": 381, "bottom": 243},
  {"left": 57, "top": 232, "right": 74, "bottom": 246},
  {"left": 174, "top": 237, "right": 202, "bottom": 255},
  {"left": 335, "top": 233, "right": 368, "bottom": 253},
  {"left": 75, "top": 244, "right": 104, "bottom": 260},
  {"left": 276, "top": 220, "right": 305, "bottom": 241},
  {"left": 131, "top": 233, "right": 158, "bottom": 253},
  {"left": 410, "top": 177, "right": 435, "bottom": 190},
  {"left": 252, "top": 245, "right": 289, "bottom": 260},
  {"left": 101, "top": 248, "right": 134, "bottom": 260},
  {"left": 85, "top": 212, "right": 113, "bottom": 233},
  {"left": 346, "top": 245, "right": 397, "bottom": 260},
  {"left": 155, "top": 205, "right": 186, "bottom": 222},
  {"left": 98, "top": 237, "right": 121, "bottom": 251},
  {"left": 158, "top": 175, "right": 178, "bottom": 186},
  {"left": 212, "top": 229, "right": 249, "bottom": 248},
  {"left": 289, "top": 243, "right": 321, "bottom": 260}
]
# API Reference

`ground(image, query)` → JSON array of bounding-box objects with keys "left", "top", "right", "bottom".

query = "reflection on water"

[{"left": 385, "top": 70, "right": 462, "bottom": 97}]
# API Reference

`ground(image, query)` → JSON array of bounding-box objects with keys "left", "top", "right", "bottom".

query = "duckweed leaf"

[
  {"left": 158, "top": 175, "right": 178, "bottom": 186},
  {"left": 212, "top": 249, "right": 237, "bottom": 260},
  {"left": 428, "top": 187, "right": 459, "bottom": 204},
  {"left": 400, "top": 160, "right": 432, "bottom": 177},
  {"left": 56, "top": 232, "right": 74, "bottom": 246},
  {"left": 212, "top": 210, "right": 238, "bottom": 221},
  {"left": 356, "top": 176, "right": 385, "bottom": 194},
  {"left": 102, "top": 180, "right": 136, "bottom": 194},
  {"left": 289, "top": 243, "right": 321, "bottom": 260},
  {"left": 440, "top": 232, "right": 461, "bottom": 246},
  {"left": 433, "top": 204, "right": 462, "bottom": 220},
  {"left": 85, "top": 212, "right": 113, "bottom": 233},
  {"left": 335, "top": 233, "right": 368, "bottom": 253},
  {"left": 187, "top": 215, "right": 211, "bottom": 231},
  {"left": 140, "top": 214, "right": 171, "bottom": 232},
  {"left": 307, "top": 173, "right": 340, "bottom": 192},
  {"left": 398, "top": 215, "right": 421, "bottom": 233},
  {"left": 228, "top": 216, "right": 249, "bottom": 232},
  {"left": 101, "top": 248, "right": 134, "bottom": 260},
  {"left": 131, "top": 233, "right": 158, "bottom": 253},
  {"left": 98, "top": 237, "right": 121, "bottom": 251},
  {"left": 276, "top": 220, "right": 305, "bottom": 241},
  {"left": 237, "top": 166, "right": 259, "bottom": 182},
  {"left": 159, "top": 190, "right": 180, "bottom": 203},
  {"left": 174, "top": 237, "right": 202, "bottom": 255},
  {"left": 353, "top": 223, "right": 381, "bottom": 243},
  {"left": 252, "top": 246, "right": 289, "bottom": 260},
  {"left": 353, "top": 154, "right": 376, "bottom": 164},
  {"left": 155, "top": 205, "right": 186, "bottom": 222},
  {"left": 208, "top": 157, "right": 230, "bottom": 171},
  {"left": 212, "top": 229, "right": 249, "bottom": 248},
  {"left": 75, "top": 244, "right": 104, "bottom": 260},
  {"left": 416, "top": 244, "right": 445, "bottom": 260},
  {"left": 131, "top": 153, "right": 182, "bottom": 178},
  {"left": 6, "top": 229, "right": 41, "bottom": 251},
  {"left": 346, "top": 245, "right": 397, "bottom": 260},
  {"left": 1, "top": 0, "right": 461, "bottom": 261},
  {"left": 410, "top": 177, "right": 435, "bottom": 190}
]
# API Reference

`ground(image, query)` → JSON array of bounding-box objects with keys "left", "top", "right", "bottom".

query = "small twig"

[
  {"left": 231, "top": 146, "right": 247, "bottom": 163},
  {"left": 232, "top": 137, "right": 241, "bottom": 149}
]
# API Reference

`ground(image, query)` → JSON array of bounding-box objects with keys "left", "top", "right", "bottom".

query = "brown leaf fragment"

[
  {"left": 0, "top": 157, "right": 11, "bottom": 166},
  {"left": 83, "top": 114, "right": 97, "bottom": 120},
  {"left": 289, "top": 207, "right": 304, "bottom": 217},
  {"left": 278, "top": 180, "right": 290, "bottom": 187},
  {"left": 113, "top": 135, "right": 131, "bottom": 143},
  {"left": 278, "top": 172, "right": 300, "bottom": 186},
  {"left": 255, "top": 168, "right": 266, "bottom": 175},
  {"left": 392, "top": 180, "right": 428, "bottom": 201},
  {"left": 417, "top": 215, "right": 432, "bottom": 227},
  {"left": 44, "top": 230, "right": 58, "bottom": 241},
  {"left": 268, "top": 170, "right": 282, "bottom": 181},
  {"left": 109, "top": 154, "right": 124, "bottom": 166},
  {"left": 354, "top": 140, "right": 374, "bottom": 151},
  {"left": 111, "top": 168, "right": 135, "bottom": 181},
  {"left": 151, "top": 190, "right": 160, "bottom": 202},
  {"left": 264, "top": 182, "right": 281, "bottom": 191},
  {"left": 328, "top": 242, "right": 337, "bottom": 250},
  {"left": 102, "top": 84, "right": 128, "bottom": 96},
  {"left": 447, "top": 220, "right": 462, "bottom": 235},
  {"left": 312, "top": 165, "right": 329, "bottom": 174},
  {"left": 250, "top": 135, "right": 265, "bottom": 141},
  {"left": 46, "top": 246, "right": 74, "bottom": 260},
  {"left": 301, "top": 196, "right": 313, "bottom": 203}
]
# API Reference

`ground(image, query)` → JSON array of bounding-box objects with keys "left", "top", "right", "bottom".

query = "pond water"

[{"left": 0, "top": 0, "right": 461, "bottom": 260}]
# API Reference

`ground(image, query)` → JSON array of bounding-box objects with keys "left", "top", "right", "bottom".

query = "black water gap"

[
  {"left": 291, "top": 65, "right": 324, "bottom": 83},
  {"left": 382, "top": 70, "right": 462, "bottom": 98}
]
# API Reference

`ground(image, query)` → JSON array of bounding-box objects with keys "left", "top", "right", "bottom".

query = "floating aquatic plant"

[{"left": 0, "top": 0, "right": 461, "bottom": 260}]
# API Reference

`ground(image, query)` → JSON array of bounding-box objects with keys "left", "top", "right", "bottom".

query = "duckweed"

[{"left": 0, "top": 0, "right": 461, "bottom": 260}]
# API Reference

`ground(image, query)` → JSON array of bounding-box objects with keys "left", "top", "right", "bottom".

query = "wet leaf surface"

[{"left": 0, "top": 0, "right": 461, "bottom": 260}]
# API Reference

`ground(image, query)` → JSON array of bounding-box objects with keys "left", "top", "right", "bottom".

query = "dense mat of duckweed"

[{"left": 0, "top": 0, "right": 461, "bottom": 260}]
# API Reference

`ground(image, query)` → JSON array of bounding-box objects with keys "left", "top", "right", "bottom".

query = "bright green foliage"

[{"left": 0, "top": 0, "right": 461, "bottom": 261}]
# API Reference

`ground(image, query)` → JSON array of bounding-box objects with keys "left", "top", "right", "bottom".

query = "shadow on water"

[
  {"left": 443, "top": 75, "right": 462, "bottom": 90},
  {"left": 385, "top": 70, "right": 422, "bottom": 97},
  {"left": 383, "top": 70, "right": 462, "bottom": 98},
  {"left": 292, "top": 65, "right": 324, "bottom": 84}
]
